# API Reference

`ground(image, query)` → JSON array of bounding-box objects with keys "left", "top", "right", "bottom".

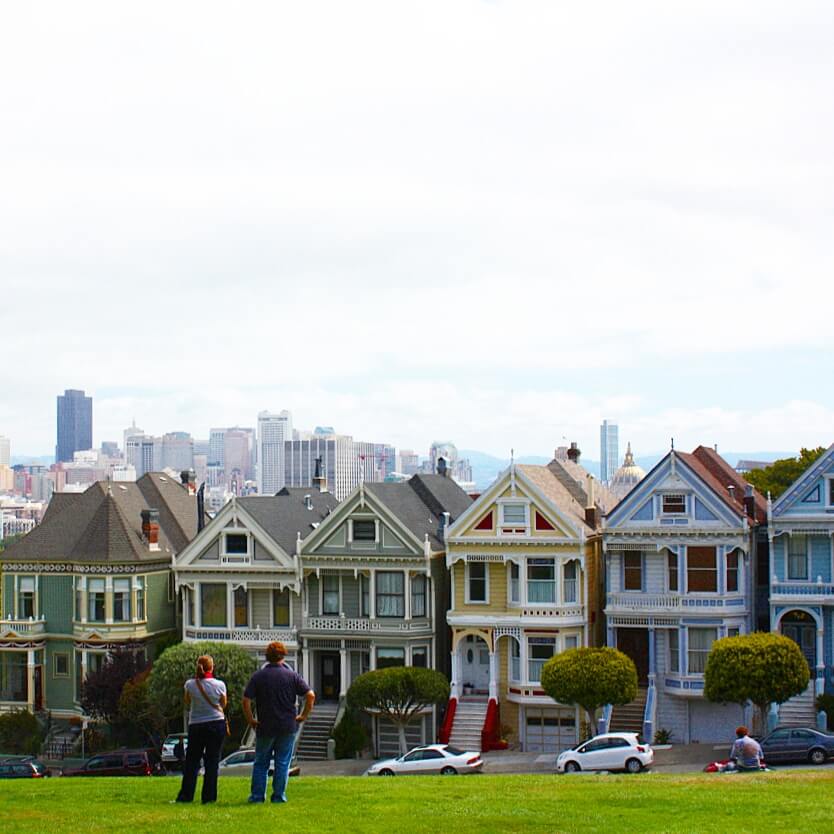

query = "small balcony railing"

[
  {"left": 184, "top": 626, "right": 298, "bottom": 644},
  {"left": 606, "top": 593, "right": 747, "bottom": 612},
  {"left": 0, "top": 617, "right": 46, "bottom": 637},
  {"left": 771, "top": 581, "right": 834, "bottom": 599},
  {"left": 302, "top": 616, "right": 432, "bottom": 633}
]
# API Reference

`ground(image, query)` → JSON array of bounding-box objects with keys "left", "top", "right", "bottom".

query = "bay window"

[
  {"left": 563, "top": 561, "right": 577, "bottom": 603},
  {"left": 510, "top": 639, "right": 521, "bottom": 682},
  {"left": 411, "top": 574, "right": 427, "bottom": 618},
  {"left": 18, "top": 577, "right": 35, "bottom": 619},
  {"left": 88, "top": 579, "right": 106, "bottom": 622},
  {"left": 668, "top": 552, "right": 678, "bottom": 592},
  {"left": 273, "top": 588, "right": 290, "bottom": 627},
  {"left": 623, "top": 553, "right": 642, "bottom": 591},
  {"left": 528, "top": 637, "right": 556, "bottom": 682},
  {"left": 687, "top": 627, "right": 717, "bottom": 674},
  {"left": 467, "top": 562, "right": 488, "bottom": 603},
  {"left": 726, "top": 551, "right": 739, "bottom": 592},
  {"left": 113, "top": 578, "right": 131, "bottom": 622},
  {"left": 135, "top": 577, "right": 146, "bottom": 620},
  {"left": 200, "top": 584, "right": 227, "bottom": 627},
  {"left": 411, "top": 646, "right": 428, "bottom": 668},
  {"left": 687, "top": 547, "right": 717, "bottom": 592},
  {"left": 377, "top": 647, "right": 405, "bottom": 668},
  {"left": 788, "top": 535, "right": 808, "bottom": 580},
  {"left": 376, "top": 572, "right": 405, "bottom": 617},
  {"left": 669, "top": 630, "right": 679, "bottom": 673},
  {"left": 360, "top": 574, "right": 370, "bottom": 617},
  {"left": 322, "top": 575, "right": 340, "bottom": 615},
  {"left": 75, "top": 577, "right": 83, "bottom": 621},
  {"left": 234, "top": 586, "right": 249, "bottom": 627},
  {"left": 527, "top": 559, "right": 556, "bottom": 603},
  {"left": 509, "top": 562, "right": 520, "bottom": 604}
]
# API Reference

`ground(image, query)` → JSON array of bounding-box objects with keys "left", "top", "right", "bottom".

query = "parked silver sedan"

[{"left": 366, "top": 744, "right": 483, "bottom": 776}]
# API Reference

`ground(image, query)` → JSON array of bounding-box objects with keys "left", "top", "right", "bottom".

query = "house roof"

[
  {"left": 677, "top": 449, "right": 763, "bottom": 523},
  {"left": 364, "top": 474, "right": 473, "bottom": 549},
  {"left": 237, "top": 488, "right": 340, "bottom": 555},
  {"left": 688, "top": 446, "right": 768, "bottom": 524},
  {"left": 547, "top": 457, "right": 618, "bottom": 515},
  {"left": 0, "top": 473, "right": 204, "bottom": 564}
]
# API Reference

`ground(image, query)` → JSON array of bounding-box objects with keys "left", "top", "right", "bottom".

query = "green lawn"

[{"left": 2, "top": 771, "right": 833, "bottom": 834}]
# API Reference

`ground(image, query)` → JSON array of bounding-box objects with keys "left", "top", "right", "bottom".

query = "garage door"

[
  {"left": 689, "top": 700, "right": 743, "bottom": 744},
  {"left": 524, "top": 708, "right": 577, "bottom": 753}
]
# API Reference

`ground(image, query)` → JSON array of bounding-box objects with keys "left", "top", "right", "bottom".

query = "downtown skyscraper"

[
  {"left": 256, "top": 410, "right": 292, "bottom": 495},
  {"left": 599, "top": 418, "right": 619, "bottom": 483},
  {"left": 56, "top": 389, "right": 93, "bottom": 463}
]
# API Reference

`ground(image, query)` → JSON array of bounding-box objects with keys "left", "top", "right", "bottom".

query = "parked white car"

[
  {"left": 366, "top": 744, "right": 483, "bottom": 776},
  {"left": 218, "top": 748, "right": 300, "bottom": 778},
  {"left": 556, "top": 733, "right": 653, "bottom": 774},
  {"left": 161, "top": 734, "right": 188, "bottom": 769}
]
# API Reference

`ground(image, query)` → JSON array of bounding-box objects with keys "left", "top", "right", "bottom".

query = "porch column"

[
  {"left": 450, "top": 641, "right": 460, "bottom": 698},
  {"left": 648, "top": 627, "right": 656, "bottom": 682},
  {"left": 404, "top": 572, "right": 411, "bottom": 621},
  {"left": 339, "top": 645, "right": 348, "bottom": 698},
  {"left": 26, "top": 649, "right": 35, "bottom": 710},
  {"left": 226, "top": 585, "right": 234, "bottom": 631},
  {"left": 488, "top": 650, "right": 499, "bottom": 700},
  {"left": 370, "top": 645, "right": 377, "bottom": 671},
  {"left": 520, "top": 633, "right": 529, "bottom": 684},
  {"left": 816, "top": 628, "right": 825, "bottom": 696},
  {"left": 105, "top": 576, "right": 114, "bottom": 624},
  {"left": 607, "top": 625, "right": 615, "bottom": 648}
]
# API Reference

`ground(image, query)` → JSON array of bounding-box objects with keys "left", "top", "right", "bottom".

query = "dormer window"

[
  {"left": 499, "top": 501, "right": 529, "bottom": 535},
  {"left": 351, "top": 519, "right": 377, "bottom": 543},
  {"left": 662, "top": 494, "right": 686, "bottom": 515},
  {"left": 222, "top": 531, "right": 250, "bottom": 565}
]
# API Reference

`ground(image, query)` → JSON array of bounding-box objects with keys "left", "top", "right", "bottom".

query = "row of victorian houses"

[{"left": 2, "top": 443, "right": 834, "bottom": 756}]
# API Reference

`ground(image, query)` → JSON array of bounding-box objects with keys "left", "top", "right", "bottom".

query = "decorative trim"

[{"left": 1, "top": 562, "right": 170, "bottom": 575}]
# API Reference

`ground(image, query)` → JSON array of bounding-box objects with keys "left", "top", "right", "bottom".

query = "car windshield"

[{"left": 443, "top": 746, "right": 466, "bottom": 756}]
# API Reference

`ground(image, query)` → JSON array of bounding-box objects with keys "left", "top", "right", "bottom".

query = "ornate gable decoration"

[{"left": 772, "top": 445, "right": 834, "bottom": 519}]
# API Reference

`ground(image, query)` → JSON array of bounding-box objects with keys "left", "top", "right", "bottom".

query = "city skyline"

[{"left": 2, "top": 3, "right": 833, "bottom": 461}]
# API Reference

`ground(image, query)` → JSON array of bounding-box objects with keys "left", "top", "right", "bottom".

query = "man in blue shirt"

[{"left": 243, "top": 641, "right": 316, "bottom": 804}]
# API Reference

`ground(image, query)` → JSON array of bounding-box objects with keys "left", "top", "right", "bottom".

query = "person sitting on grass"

[{"left": 730, "top": 725, "right": 764, "bottom": 770}]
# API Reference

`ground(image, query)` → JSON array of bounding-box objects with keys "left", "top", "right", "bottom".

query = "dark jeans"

[{"left": 177, "top": 719, "right": 226, "bottom": 804}]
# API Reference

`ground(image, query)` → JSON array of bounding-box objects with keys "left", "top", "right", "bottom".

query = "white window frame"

[
  {"left": 221, "top": 529, "right": 251, "bottom": 565},
  {"left": 508, "top": 560, "right": 520, "bottom": 605},
  {"left": 686, "top": 627, "right": 718, "bottom": 675},
  {"left": 16, "top": 575, "right": 37, "bottom": 620},
  {"left": 321, "top": 573, "right": 341, "bottom": 616},
  {"left": 563, "top": 633, "right": 579, "bottom": 651},
  {"left": 497, "top": 498, "right": 531, "bottom": 536},
  {"left": 465, "top": 560, "right": 489, "bottom": 604},
  {"left": 787, "top": 534, "right": 809, "bottom": 581},
  {"left": 272, "top": 587, "right": 291, "bottom": 628},
  {"left": 349, "top": 518, "right": 379, "bottom": 544},
  {"left": 660, "top": 493, "right": 687, "bottom": 516}
]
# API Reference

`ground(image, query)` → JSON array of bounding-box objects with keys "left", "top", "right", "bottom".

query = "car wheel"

[
  {"left": 440, "top": 766, "right": 458, "bottom": 776},
  {"left": 809, "top": 748, "right": 826, "bottom": 766},
  {"left": 564, "top": 761, "right": 580, "bottom": 773},
  {"left": 378, "top": 768, "right": 395, "bottom": 776},
  {"left": 625, "top": 758, "right": 643, "bottom": 774}
]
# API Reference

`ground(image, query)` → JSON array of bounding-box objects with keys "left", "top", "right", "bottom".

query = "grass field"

[{"left": 2, "top": 771, "right": 833, "bottom": 834}]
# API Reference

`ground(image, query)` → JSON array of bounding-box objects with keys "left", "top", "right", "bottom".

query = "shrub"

[
  {"left": 0, "top": 709, "right": 42, "bottom": 755},
  {"left": 816, "top": 694, "right": 834, "bottom": 731},
  {"left": 540, "top": 647, "right": 638, "bottom": 730},
  {"left": 332, "top": 710, "right": 368, "bottom": 759}
]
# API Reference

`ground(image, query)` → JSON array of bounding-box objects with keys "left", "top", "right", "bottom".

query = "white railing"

[
  {"left": 772, "top": 581, "right": 834, "bottom": 598},
  {"left": 184, "top": 627, "right": 297, "bottom": 643},
  {"left": 303, "top": 616, "right": 432, "bottom": 633},
  {"left": 519, "top": 605, "right": 584, "bottom": 619},
  {"left": 607, "top": 593, "right": 747, "bottom": 612},
  {"left": 0, "top": 617, "right": 46, "bottom": 635}
]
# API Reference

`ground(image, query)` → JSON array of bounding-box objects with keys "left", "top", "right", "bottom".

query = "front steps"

[
  {"left": 609, "top": 686, "right": 648, "bottom": 736},
  {"left": 448, "top": 697, "right": 487, "bottom": 752},
  {"left": 778, "top": 684, "right": 817, "bottom": 727},
  {"left": 296, "top": 701, "right": 340, "bottom": 760}
]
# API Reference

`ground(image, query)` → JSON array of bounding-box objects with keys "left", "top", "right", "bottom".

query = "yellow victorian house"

[{"left": 442, "top": 449, "right": 613, "bottom": 753}]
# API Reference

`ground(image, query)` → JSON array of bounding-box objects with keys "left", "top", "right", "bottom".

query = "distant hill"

[{"left": 10, "top": 455, "right": 54, "bottom": 467}]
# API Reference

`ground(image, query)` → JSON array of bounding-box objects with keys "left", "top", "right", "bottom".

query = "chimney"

[
  {"left": 313, "top": 457, "right": 328, "bottom": 493},
  {"left": 197, "top": 482, "right": 205, "bottom": 533},
  {"left": 744, "top": 483, "right": 755, "bottom": 520},
  {"left": 141, "top": 508, "right": 160, "bottom": 551},
  {"left": 304, "top": 494, "right": 313, "bottom": 511},
  {"left": 437, "top": 511, "right": 451, "bottom": 542},
  {"left": 181, "top": 469, "right": 196, "bottom": 495},
  {"left": 437, "top": 457, "right": 448, "bottom": 477},
  {"left": 585, "top": 475, "right": 598, "bottom": 528},
  {"left": 727, "top": 484, "right": 736, "bottom": 502},
  {"left": 567, "top": 442, "right": 581, "bottom": 463}
]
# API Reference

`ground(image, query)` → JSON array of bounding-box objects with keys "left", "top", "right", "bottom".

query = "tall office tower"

[
  {"left": 160, "top": 431, "right": 194, "bottom": 472},
  {"left": 123, "top": 420, "right": 143, "bottom": 453},
  {"left": 56, "top": 389, "right": 93, "bottom": 463},
  {"left": 208, "top": 428, "right": 227, "bottom": 470},
  {"left": 398, "top": 449, "right": 420, "bottom": 476},
  {"left": 0, "top": 435, "right": 10, "bottom": 467},
  {"left": 224, "top": 428, "right": 254, "bottom": 484},
  {"left": 257, "top": 410, "right": 292, "bottom": 495},
  {"left": 599, "top": 419, "right": 619, "bottom": 483},
  {"left": 125, "top": 434, "right": 157, "bottom": 478}
]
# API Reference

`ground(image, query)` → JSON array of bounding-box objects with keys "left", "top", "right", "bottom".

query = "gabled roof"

[
  {"left": 772, "top": 443, "right": 834, "bottom": 516},
  {"left": 517, "top": 463, "right": 607, "bottom": 532},
  {"left": 236, "top": 488, "right": 340, "bottom": 555},
  {"left": 364, "top": 474, "right": 473, "bottom": 550},
  {"left": 688, "top": 446, "right": 767, "bottom": 524},
  {"left": 1, "top": 473, "right": 204, "bottom": 564},
  {"left": 546, "top": 457, "right": 618, "bottom": 516}
]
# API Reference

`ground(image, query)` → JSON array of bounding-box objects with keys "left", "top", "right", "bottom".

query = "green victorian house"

[{"left": 0, "top": 473, "right": 201, "bottom": 719}]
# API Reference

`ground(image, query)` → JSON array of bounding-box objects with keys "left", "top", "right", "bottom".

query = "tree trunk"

[
  {"left": 397, "top": 723, "right": 408, "bottom": 756},
  {"left": 585, "top": 708, "right": 597, "bottom": 739}
]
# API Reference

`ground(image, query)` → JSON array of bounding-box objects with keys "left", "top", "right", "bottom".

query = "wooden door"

[{"left": 616, "top": 628, "right": 649, "bottom": 683}]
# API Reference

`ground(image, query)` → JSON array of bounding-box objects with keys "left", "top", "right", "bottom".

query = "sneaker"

[
  {"left": 270, "top": 797, "right": 287, "bottom": 804},
  {"left": 247, "top": 797, "right": 265, "bottom": 804}
]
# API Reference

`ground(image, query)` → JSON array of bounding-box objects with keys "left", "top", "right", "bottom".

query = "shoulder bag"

[{"left": 193, "top": 677, "right": 231, "bottom": 736}]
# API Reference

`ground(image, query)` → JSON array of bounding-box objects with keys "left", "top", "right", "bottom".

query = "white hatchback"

[
  {"left": 556, "top": 733, "right": 653, "bottom": 774},
  {"left": 366, "top": 744, "right": 483, "bottom": 776}
]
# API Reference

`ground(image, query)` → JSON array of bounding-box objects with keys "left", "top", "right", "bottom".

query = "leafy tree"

[
  {"left": 332, "top": 709, "right": 368, "bottom": 759},
  {"left": 116, "top": 669, "right": 166, "bottom": 748},
  {"left": 540, "top": 647, "right": 638, "bottom": 731},
  {"left": 347, "top": 667, "right": 450, "bottom": 755},
  {"left": 147, "top": 641, "right": 256, "bottom": 723},
  {"left": 705, "top": 632, "right": 810, "bottom": 729},
  {"left": 744, "top": 447, "right": 827, "bottom": 499},
  {"left": 0, "top": 709, "right": 42, "bottom": 755},
  {"left": 81, "top": 643, "right": 149, "bottom": 722}
]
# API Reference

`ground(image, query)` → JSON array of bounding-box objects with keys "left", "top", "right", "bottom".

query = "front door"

[
  {"left": 319, "top": 652, "right": 341, "bottom": 701},
  {"left": 782, "top": 613, "right": 816, "bottom": 671},
  {"left": 616, "top": 628, "right": 649, "bottom": 683},
  {"left": 460, "top": 637, "right": 490, "bottom": 693}
]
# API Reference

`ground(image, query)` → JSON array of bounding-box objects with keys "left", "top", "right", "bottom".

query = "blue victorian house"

[
  {"left": 602, "top": 446, "right": 766, "bottom": 744},
  {"left": 768, "top": 444, "right": 834, "bottom": 725}
]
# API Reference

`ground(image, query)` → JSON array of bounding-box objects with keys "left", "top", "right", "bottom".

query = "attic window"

[
  {"left": 352, "top": 520, "right": 376, "bottom": 542},
  {"left": 225, "top": 534, "right": 248, "bottom": 554},
  {"left": 662, "top": 494, "right": 686, "bottom": 514}
]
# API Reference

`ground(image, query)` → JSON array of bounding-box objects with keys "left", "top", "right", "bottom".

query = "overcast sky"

[{"left": 1, "top": 1, "right": 832, "bottom": 460}]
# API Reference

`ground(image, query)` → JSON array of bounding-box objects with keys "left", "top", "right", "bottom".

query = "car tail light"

[
  {"left": 636, "top": 746, "right": 645, "bottom": 753},
  {"left": 467, "top": 757, "right": 481, "bottom": 765}
]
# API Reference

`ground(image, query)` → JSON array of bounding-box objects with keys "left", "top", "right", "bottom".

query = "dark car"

[
  {"left": 0, "top": 758, "right": 49, "bottom": 779},
  {"left": 760, "top": 727, "right": 834, "bottom": 765},
  {"left": 62, "top": 749, "right": 159, "bottom": 777}
]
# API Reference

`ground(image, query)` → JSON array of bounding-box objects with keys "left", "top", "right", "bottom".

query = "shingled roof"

[
  {"left": 365, "top": 474, "right": 473, "bottom": 550},
  {"left": 1, "top": 473, "right": 204, "bottom": 564}
]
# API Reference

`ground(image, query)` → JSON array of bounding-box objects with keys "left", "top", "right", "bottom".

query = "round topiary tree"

[
  {"left": 540, "top": 647, "right": 638, "bottom": 733},
  {"left": 147, "top": 641, "right": 256, "bottom": 723},
  {"left": 347, "top": 667, "right": 450, "bottom": 755},
  {"left": 704, "top": 632, "right": 810, "bottom": 730}
]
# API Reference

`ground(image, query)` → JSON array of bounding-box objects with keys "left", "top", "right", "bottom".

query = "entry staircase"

[
  {"left": 608, "top": 686, "right": 647, "bottom": 736},
  {"left": 296, "top": 701, "right": 339, "bottom": 761},
  {"left": 448, "top": 697, "right": 488, "bottom": 752},
  {"left": 778, "top": 683, "right": 817, "bottom": 727}
]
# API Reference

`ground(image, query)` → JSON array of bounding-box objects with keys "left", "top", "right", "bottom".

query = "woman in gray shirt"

[{"left": 175, "top": 655, "right": 228, "bottom": 804}]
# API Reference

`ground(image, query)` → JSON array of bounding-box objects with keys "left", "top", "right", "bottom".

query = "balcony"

[
  {"left": 73, "top": 620, "right": 151, "bottom": 640},
  {"left": 184, "top": 626, "right": 298, "bottom": 645},
  {"left": 0, "top": 617, "right": 46, "bottom": 638},
  {"left": 771, "top": 581, "right": 834, "bottom": 603},
  {"left": 606, "top": 593, "right": 747, "bottom": 614},
  {"left": 302, "top": 616, "right": 432, "bottom": 634}
]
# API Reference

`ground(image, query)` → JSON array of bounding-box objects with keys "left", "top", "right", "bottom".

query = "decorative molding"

[{"left": 0, "top": 562, "right": 170, "bottom": 575}]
